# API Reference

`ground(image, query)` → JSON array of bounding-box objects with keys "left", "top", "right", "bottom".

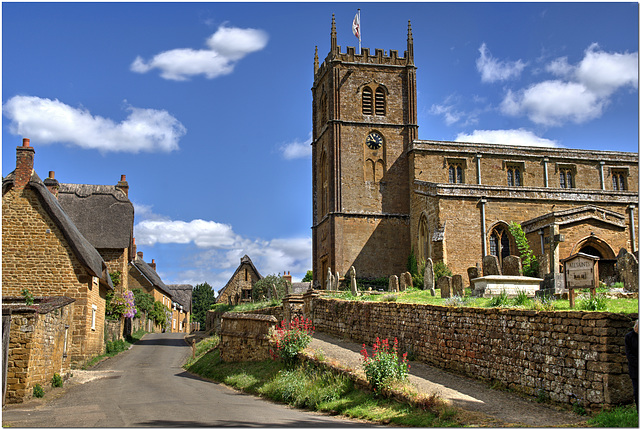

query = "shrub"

[
  {"left": 33, "top": 383, "right": 44, "bottom": 398},
  {"left": 577, "top": 293, "right": 607, "bottom": 311},
  {"left": 530, "top": 295, "right": 555, "bottom": 311},
  {"left": 268, "top": 317, "right": 314, "bottom": 367},
  {"left": 488, "top": 290, "right": 510, "bottom": 307},
  {"left": 105, "top": 290, "right": 136, "bottom": 320},
  {"left": 22, "top": 288, "right": 34, "bottom": 305},
  {"left": 513, "top": 290, "right": 530, "bottom": 306},
  {"left": 253, "top": 274, "right": 289, "bottom": 301},
  {"left": 508, "top": 222, "right": 539, "bottom": 277},
  {"left": 51, "top": 373, "right": 63, "bottom": 388},
  {"left": 433, "top": 262, "right": 452, "bottom": 282},
  {"left": 360, "top": 337, "right": 410, "bottom": 393},
  {"left": 444, "top": 295, "right": 465, "bottom": 307}
]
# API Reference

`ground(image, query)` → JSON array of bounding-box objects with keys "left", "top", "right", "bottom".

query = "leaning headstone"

[
  {"left": 389, "top": 275, "right": 399, "bottom": 293},
  {"left": 424, "top": 258, "right": 435, "bottom": 290},
  {"left": 503, "top": 255, "right": 522, "bottom": 276},
  {"left": 467, "top": 266, "right": 479, "bottom": 291},
  {"left": 399, "top": 273, "right": 406, "bottom": 291},
  {"left": 617, "top": 251, "right": 639, "bottom": 292},
  {"left": 326, "top": 267, "right": 333, "bottom": 290},
  {"left": 335, "top": 271, "right": 340, "bottom": 291},
  {"left": 483, "top": 255, "right": 502, "bottom": 276},
  {"left": 438, "top": 276, "right": 452, "bottom": 299},
  {"left": 452, "top": 274, "right": 464, "bottom": 297},
  {"left": 349, "top": 266, "right": 359, "bottom": 296}
]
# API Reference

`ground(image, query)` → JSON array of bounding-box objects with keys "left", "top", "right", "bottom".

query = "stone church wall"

[{"left": 309, "top": 297, "right": 636, "bottom": 408}]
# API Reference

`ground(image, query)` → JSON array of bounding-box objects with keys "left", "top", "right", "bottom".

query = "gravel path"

[{"left": 309, "top": 332, "right": 590, "bottom": 427}]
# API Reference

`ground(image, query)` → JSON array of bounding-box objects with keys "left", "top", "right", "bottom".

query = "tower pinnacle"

[{"left": 331, "top": 14, "right": 337, "bottom": 54}]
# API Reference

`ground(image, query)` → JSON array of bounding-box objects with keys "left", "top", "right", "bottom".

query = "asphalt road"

[{"left": 2, "top": 333, "right": 373, "bottom": 427}]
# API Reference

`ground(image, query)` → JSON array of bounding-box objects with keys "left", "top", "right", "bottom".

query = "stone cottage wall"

[
  {"left": 310, "top": 297, "right": 636, "bottom": 408},
  {"left": 2, "top": 188, "right": 107, "bottom": 367},
  {"left": 5, "top": 299, "right": 74, "bottom": 403}
]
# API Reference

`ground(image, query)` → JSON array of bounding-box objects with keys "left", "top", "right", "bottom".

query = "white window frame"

[{"left": 91, "top": 304, "right": 97, "bottom": 330}]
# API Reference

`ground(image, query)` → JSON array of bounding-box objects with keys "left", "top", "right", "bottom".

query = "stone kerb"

[
  {"left": 219, "top": 313, "right": 277, "bottom": 362},
  {"left": 309, "top": 296, "right": 636, "bottom": 408}
]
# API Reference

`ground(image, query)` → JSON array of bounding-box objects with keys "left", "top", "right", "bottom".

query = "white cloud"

[
  {"left": 455, "top": 129, "right": 559, "bottom": 148},
  {"left": 575, "top": 43, "right": 638, "bottom": 96},
  {"left": 429, "top": 94, "right": 481, "bottom": 127},
  {"left": 134, "top": 213, "right": 312, "bottom": 285},
  {"left": 2, "top": 95, "right": 186, "bottom": 153},
  {"left": 476, "top": 43, "right": 527, "bottom": 83},
  {"left": 501, "top": 81, "right": 604, "bottom": 126},
  {"left": 502, "top": 44, "right": 637, "bottom": 126},
  {"left": 132, "top": 25, "right": 268, "bottom": 81},
  {"left": 280, "top": 134, "right": 312, "bottom": 160}
]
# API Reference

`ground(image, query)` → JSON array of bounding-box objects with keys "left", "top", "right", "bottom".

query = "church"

[{"left": 311, "top": 17, "right": 638, "bottom": 288}]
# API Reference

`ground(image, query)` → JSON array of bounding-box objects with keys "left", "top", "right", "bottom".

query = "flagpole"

[{"left": 358, "top": 9, "right": 361, "bottom": 55}]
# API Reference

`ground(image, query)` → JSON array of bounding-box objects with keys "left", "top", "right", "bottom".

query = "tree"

[
  {"left": 302, "top": 270, "right": 313, "bottom": 282},
  {"left": 192, "top": 282, "right": 216, "bottom": 330},
  {"left": 253, "top": 274, "right": 288, "bottom": 301},
  {"left": 150, "top": 300, "right": 170, "bottom": 330},
  {"left": 131, "top": 289, "right": 154, "bottom": 318}
]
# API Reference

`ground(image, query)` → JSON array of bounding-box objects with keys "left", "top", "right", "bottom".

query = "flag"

[{"left": 352, "top": 10, "right": 360, "bottom": 40}]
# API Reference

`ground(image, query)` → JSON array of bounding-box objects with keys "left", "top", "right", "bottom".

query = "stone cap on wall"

[{"left": 2, "top": 296, "right": 75, "bottom": 314}]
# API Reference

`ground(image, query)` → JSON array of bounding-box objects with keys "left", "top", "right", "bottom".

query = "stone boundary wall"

[
  {"left": 206, "top": 305, "right": 283, "bottom": 334},
  {"left": 219, "top": 313, "right": 277, "bottom": 362},
  {"left": 4, "top": 297, "right": 74, "bottom": 403},
  {"left": 309, "top": 297, "right": 636, "bottom": 409}
]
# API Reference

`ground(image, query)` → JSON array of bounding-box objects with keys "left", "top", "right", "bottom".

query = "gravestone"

[
  {"left": 452, "top": 274, "right": 464, "bottom": 297},
  {"left": 503, "top": 255, "right": 522, "bottom": 276},
  {"left": 335, "top": 271, "right": 340, "bottom": 290},
  {"left": 404, "top": 272, "right": 413, "bottom": 289},
  {"left": 349, "top": 266, "right": 359, "bottom": 296},
  {"left": 617, "top": 251, "right": 638, "bottom": 292},
  {"left": 483, "top": 255, "right": 502, "bottom": 276},
  {"left": 326, "top": 267, "right": 333, "bottom": 291},
  {"left": 467, "top": 266, "right": 479, "bottom": 291},
  {"left": 389, "top": 275, "right": 399, "bottom": 293},
  {"left": 438, "top": 276, "right": 452, "bottom": 298},
  {"left": 424, "top": 258, "right": 435, "bottom": 296}
]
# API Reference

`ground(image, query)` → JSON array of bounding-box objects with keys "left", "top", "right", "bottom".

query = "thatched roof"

[
  {"left": 2, "top": 172, "right": 114, "bottom": 290},
  {"left": 58, "top": 183, "right": 134, "bottom": 250},
  {"left": 130, "top": 258, "right": 173, "bottom": 298},
  {"left": 168, "top": 284, "right": 193, "bottom": 312}
]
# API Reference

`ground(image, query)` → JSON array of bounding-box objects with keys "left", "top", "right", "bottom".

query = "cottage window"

[{"left": 91, "top": 304, "right": 97, "bottom": 331}]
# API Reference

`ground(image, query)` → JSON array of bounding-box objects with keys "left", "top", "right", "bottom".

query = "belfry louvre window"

[
  {"left": 362, "top": 87, "right": 373, "bottom": 115},
  {"left": 375, "top": 88, "right": 386, "bottom": 116},
  {"left": 362, "top": 86, "right": 386, "bottom": 116}
]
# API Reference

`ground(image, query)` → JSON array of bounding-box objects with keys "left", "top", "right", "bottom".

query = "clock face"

[{"left": 366, "top": 132, "right": 383, "bottom": 150}]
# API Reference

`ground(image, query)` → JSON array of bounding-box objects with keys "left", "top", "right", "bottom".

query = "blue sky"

[{"left": 3, "top": 2, "right": 638, "bottom": 292}]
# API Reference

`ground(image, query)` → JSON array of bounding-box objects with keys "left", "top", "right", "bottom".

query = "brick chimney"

[
  {"left": 283, "top": 271, "right": 292, "bottom": 284},
  {"left": 43, "top": 171, "right": 60, "bottom": 198},
  {"left": 116, "top": 174, "right": 129, "bottom": 197},
  {"left": 150, "top": 259, "right": 156, "bottom": 271},
  {"left": 137, "top": 251, "right": 143, "bottom": 260},
  {"left": 15, "top": 138, "right": 35, "bottom": 189}
]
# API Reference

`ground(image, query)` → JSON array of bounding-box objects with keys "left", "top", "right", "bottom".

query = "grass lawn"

[
  {"left": 185, "top": 349, "right": 460, "bottom": 427},
  {"left": 327, "top": 286, "right": 638, "bottom": 314}
]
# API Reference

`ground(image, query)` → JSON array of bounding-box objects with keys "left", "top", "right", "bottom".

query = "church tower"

[{"left": 312, "top": 16, "right": 418, "bottom": 287}]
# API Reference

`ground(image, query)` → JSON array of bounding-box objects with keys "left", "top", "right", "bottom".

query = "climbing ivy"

[{"left": 508, "top": 222, "right": 539, "bottom": 277}]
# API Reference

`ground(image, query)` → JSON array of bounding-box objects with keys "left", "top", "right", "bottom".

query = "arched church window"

[
  {"left": 489, "top": 224, "right": 511, "bottom": 266},
  {"left": 375, "top": 87, "right": 386, "bottom": 116},
  {"left": 362, "top": 87, "right": 373, "bottom": 115},
  {"left": 418, "top": 215, "right": 430, "bottom": 262}
]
